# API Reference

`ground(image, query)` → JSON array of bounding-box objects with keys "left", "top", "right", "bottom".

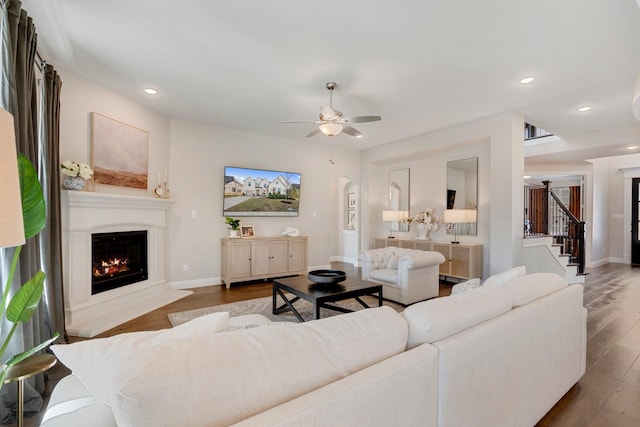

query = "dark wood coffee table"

[{"left": 272, "top": 275, "right": 383, "bottom": 322}]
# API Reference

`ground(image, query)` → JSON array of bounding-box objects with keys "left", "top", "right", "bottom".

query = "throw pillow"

[
  {"left": 386, "top": 255, "right": 401, "bottom": 269},
  {"left": 482, "top": 265, "right": 526, "bottom": 287},
  {"left": 451, "top": 278, "right": 481, "bottom": 295},
  {"left": 51, "top": 311, "right": 230, "bottom": 405}
]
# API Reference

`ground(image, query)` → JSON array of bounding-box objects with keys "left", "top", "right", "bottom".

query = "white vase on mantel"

[
  {"left": 229, "top": 230, "right": 240, "bottom": 238},
  {"left": 415, "top": 223, "right": 429, "bottom": 240}
]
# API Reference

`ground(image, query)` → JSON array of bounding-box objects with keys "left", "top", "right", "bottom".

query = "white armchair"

[{"left": 359, "top": 247, "right": 445, "bottom": 305}]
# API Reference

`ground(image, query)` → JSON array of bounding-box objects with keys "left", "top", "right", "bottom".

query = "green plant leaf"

[
  {"left": 6, "top": 271, "right": 44, "bottom": 323},
  {"left": 3, "top": 333, "right": 60, "bottom": 368},
  {"left": 18, "top": 154, "right": 46, "bottom": 239}
]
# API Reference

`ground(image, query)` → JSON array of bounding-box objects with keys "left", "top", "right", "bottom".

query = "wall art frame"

[{"left": 91, "top": 112, "right": 149, "bottom": 189}]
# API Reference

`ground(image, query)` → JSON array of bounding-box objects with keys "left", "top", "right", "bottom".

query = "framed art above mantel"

[{"left": 90, "top": 112, "right": 149, "bottom": 189}]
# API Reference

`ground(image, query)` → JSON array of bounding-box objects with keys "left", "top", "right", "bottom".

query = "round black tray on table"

[{"left": 308, "top": 269, "right": 346, "bottom": 284}]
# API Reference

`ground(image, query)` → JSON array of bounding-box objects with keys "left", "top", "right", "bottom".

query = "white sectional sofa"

[
  {"left": 42, "top": 270, "right": 586, "bottom": 427},
  {"left": 359, "top": 247, "right": 445, "bottom": 305}
]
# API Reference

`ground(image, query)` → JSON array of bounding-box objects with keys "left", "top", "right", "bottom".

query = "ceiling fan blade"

[
  {"left": 344, "top": 115, "right": 382, "bottom": 123},
  {"left": 342, "top": 125, "right": 363, "bottom": 138},
  {"left": 281, "top": 120, "right": 323, "bottom": 124},
  {"left": 306, "top": 128, "right": 321, "bottom": 138}
]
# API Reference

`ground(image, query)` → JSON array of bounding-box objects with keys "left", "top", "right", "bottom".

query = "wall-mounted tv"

[{"left": 223, "top": 166, "right": 301, "bottom": 217}]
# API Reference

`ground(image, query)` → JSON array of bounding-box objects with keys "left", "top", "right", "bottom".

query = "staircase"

[{"left": 522, "top": 236, "right": 585, "bottom": 284}]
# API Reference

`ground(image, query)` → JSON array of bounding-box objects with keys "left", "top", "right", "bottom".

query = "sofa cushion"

[
  {"left": 482, "top": 265, "right": 526, "bottom": 287},
  {"left": 504, "top": 272, "right": 568, "bottom": 307},
  {"left": 451, "top": 278, "right": 481, "bottom": 295},
  {"left": 109, "top": 306, "right": 408, "bottom": 427},
  {"left": 402, "top": 286, "right": 513, "bottom": 348},
  {"left": 385, "top": 255, "right": 401, "bottom": 269},
  {"left": 51, "top": 311, "right": 230, "bottom": 405},
  {"left": 369, "top": 268, "right": 398, "bottom": 285}
]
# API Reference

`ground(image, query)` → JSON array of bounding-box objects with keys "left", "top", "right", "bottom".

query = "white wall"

[
  {"left": 58, "top": 67, "right": 171, "bottom": 198},
  {"left": 591, "top": 154, "right": 640, "bottom": 265},
  {"left": 58, "top": 69, "right": 361, "bottom": 288},
  {"left": 167, "top": 119, "right": 361, "bottom": 288},
  {"left": 361, "top": 112, "right": 525, "bottom": 277}
]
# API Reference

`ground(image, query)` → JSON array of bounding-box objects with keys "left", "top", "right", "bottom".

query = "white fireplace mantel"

[{"left": 61, "top": 191, "right": 191, "bottom": 337}]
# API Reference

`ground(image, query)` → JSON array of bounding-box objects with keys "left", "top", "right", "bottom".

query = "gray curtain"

[{"left": 0, "top": 0, "right": 65, "bottom": 422}]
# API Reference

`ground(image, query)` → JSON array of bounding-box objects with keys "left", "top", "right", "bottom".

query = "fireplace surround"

[{"left": 62, "top": 191, "right": 191, "bottom": 337}]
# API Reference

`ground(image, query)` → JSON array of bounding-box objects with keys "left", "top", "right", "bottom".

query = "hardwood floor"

[{"left": 18, "top": 262, "right": 640, "bottom": 426}]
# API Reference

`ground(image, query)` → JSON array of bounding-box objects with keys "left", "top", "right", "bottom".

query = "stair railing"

[{"left": 523, "top": 181, "right": 586, "bottom": 274}]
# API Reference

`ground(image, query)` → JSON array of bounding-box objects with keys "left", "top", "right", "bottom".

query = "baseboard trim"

[{"left": 170, "top": 277, "right": 221, "bottom": 289}]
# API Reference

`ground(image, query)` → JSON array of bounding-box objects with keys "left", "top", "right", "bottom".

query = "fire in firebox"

[{"left": 93, "top": 257, "right": 131, "bottom": 278}]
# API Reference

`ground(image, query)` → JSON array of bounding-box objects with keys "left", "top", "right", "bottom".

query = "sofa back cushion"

[
  {"left": 109, "top": 306, "right": 408, "bottom": 427},
  {"left": 504, "top": 272, "right": 568, "bottom": 307},
  {"left": 482, "top": 265, "right": 526, "bottom": 287},
  {"left": 51, "top": 311, "right": 231, "bottom": 404},
  {"left": 402, "top": 286, "right": 513, "bottom": 349}
]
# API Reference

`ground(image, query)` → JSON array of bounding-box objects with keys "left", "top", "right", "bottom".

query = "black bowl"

[{"left": 308, "top": 269, "right": 347, "bottom": 284}]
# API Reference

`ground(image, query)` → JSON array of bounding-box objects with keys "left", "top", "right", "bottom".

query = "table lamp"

[
  {"left": 443, "top": 209, "right": 476, "bottom": 244},
  {"left": 0, "top": 109, "right": 25, "bottom": 249},
  {"left": 382, "top": 210, "right": 407, "bottom": 239}
]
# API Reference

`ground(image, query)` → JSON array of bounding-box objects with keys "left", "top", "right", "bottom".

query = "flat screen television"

[{"left": 223, "top": 166, "right": 301, "bottom": 217}]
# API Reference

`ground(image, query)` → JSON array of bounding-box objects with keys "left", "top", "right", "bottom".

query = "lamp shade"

[
  {"left": 319, "top": 123, "right": 343, "bottom": 136},
  {"left": 444, "top": 209, "right": 476, "bottom": 224},
  {"left": 382, "top": 210, "right": 407, "bottom": 222},
  {"left": 0, "top": 109, "right": 25, "bottom": 248}
]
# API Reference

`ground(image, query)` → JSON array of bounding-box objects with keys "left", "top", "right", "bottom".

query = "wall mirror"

[
  {"left": 446, "top": 158, "right": 478, "bottom": 235},
  {"left": 388, "top": 168, "right": 410, "bottom": 232}
]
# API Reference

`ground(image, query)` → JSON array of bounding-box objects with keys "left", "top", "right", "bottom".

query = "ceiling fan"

[{"left": 282, "top": 82, "right": 381, "bottom": 138}]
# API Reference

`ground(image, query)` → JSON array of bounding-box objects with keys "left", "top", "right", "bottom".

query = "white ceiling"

[{"left": 22, "top": 0, "right": 640, "bottom": 154}]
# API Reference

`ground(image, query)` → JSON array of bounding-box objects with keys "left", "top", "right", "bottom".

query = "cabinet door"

[
  {"left": 228, "top": 241, "right": 252, "bottom": 279},
  {"left": 251, "top": 240, "right": 271, "bottom": 276},
  {"left": 414, "top": 241, "right": 433, "bottom": 251},
  {"left": 288, "top": 239, "right": 306, "bottom": 272},
  {"left": 451, "top": 245, "right": 471, "bottom": 278},
  {"left": 374, "top": 238, "right": 387, "bottom": 249},
  {"left": 433, "top": 244, "right": 451, "bottom": 275},
  {"left": 399, "top": 240, "right": 415, "bottom": 249},
  {"left": 269, "top": 240, "right": 289, "bottom": 275}
]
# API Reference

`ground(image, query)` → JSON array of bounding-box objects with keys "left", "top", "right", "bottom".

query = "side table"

[{"left": 3, "top": 354, "right": 56, "bottom": 427}]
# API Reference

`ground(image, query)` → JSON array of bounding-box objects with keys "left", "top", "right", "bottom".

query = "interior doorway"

[{"left": 631, "top": 178, "right": 640, "bottom": 265}]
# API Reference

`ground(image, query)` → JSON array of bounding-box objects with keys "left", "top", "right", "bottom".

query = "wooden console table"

[
  {"left": 374, "top": 238, "right": 483, "bottom": 281},
  {"left": 221, "top": 236, "right": 308, "bottom": 288}
]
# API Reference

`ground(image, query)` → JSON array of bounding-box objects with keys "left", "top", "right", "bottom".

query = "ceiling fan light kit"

[
  {"left": 282, "top": 81, "right": 381, "bottom": 139},
  {"left": 319, "top": 123, "right": 343, "bottom": 136}
]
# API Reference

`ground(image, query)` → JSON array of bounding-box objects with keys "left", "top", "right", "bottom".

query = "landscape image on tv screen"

[{"left": 223, "top": 166, "right": 301, "bottom": 217}]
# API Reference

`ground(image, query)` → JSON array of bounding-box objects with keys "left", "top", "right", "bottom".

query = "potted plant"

[
  {"left": 225, "top": 217, "right": 241, "bottom": 237},
  {"left": 0, "top": 155, "right": 59, "bottom": 390}
]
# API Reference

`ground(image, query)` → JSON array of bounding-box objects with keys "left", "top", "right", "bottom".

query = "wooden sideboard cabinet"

[
  {"left": 374, "top": 238, "right": 483, "bottom": 281},
  {"left": 221, "top": 236, "right": 308, "bottom": 288}
]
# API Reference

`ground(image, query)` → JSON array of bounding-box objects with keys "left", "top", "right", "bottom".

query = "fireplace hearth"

[
  {"left": 91, "top": 230, "right": 148, "bottom": 295},
  {"left": 62, "top": 191, "right": 192, "bottom": 337}
]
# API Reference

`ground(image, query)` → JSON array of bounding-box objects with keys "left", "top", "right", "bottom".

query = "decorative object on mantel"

[
  {"left": 308, "top": 270, "right": 347, "bottom": 284},
  {"left": 225, "top": 217, "right": 241, "bottom": 237},
  {"left": 60, "top": 160, "right": 93, "bottom": 191},
  {"left": 282, "top": 226, "right": 300, "bottom": 237},
  {"left": 153, "top": 170, "right": 170, "bottom": 199},
  {"left": 404, "top": 209, "right": 440, "bottom": 240}
]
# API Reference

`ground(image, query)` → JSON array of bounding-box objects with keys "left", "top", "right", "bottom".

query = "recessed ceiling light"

[
  {"left": 627, "top": 146, "right": 638, "bottom": 150},
  {"left": 524, "top": 175, "right": 531, "bottom": 179},
  {"left": 519, "top": 77, "right": 535, "bottom": 84},
  {"left": 577, "top": 106, "right": 591, "bottom": 112},
  {"left": 144, "top": 88, "right": 158, "bottom": 95}
]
